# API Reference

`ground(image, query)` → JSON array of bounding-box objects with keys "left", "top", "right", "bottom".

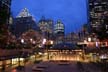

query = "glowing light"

[
  {"left": 50, "top": 40, "right": 53, "bottom": 44},
  {"left": 42, "top": 38, "right": 46, "bottom": 44},
  {"left": 21, "top": 39, "right": 24, "bottom": 43},
  {"left": 20, "top": 58, "right": 24, "bottom": 61},
  {"left": 100, "top": 55, "right": 107, "bottom": 59},
  {"left": 88, "top": 37, "right": 91, "bottom": 42},
  {"left": 44, "top": 53, "right": 48, "bottom": 55},
  {"left": 30, "top": 38, "right": 33, "bottom": 42},
  {"left": 39, "top": 52, "right": 43, "bottom": 55},
  {"left": 96, "top": 42, "right": 99, "bottom": 47}
]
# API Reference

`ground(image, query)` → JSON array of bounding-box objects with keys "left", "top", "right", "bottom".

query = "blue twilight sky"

[{"left": 11, "top": 0, "right": 88, "bottom": 34}]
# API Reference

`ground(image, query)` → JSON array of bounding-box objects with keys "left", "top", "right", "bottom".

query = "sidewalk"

[
  {"left": 82, "top": 62, "right": 102, "bottom": 72},
  {"left": 6, "top": 61, "right": 34, "bottom": 72}
]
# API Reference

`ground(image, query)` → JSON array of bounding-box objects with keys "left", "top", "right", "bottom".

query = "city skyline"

[
  {"left": 1, "top": 0, "right": 108, "bottom": 72},
  {"left": 11, "top": 0, "right": 88, "bottom": 34}
]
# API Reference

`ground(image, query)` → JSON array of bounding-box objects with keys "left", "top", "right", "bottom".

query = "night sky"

[{"left": 11, "top": 0, "right": 88, "bottom": 34}]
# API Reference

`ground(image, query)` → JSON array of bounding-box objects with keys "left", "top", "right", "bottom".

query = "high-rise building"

[
  {"left": 38, "top": 16, "right": 54, "bottom": 39},
  {"left": 0, "top": 0, "right": 12, "bottom": 48},
  {"left": 54, "top": 20, "right": 64, "bottom": 35},
  {"left": 54, "top": 20, "right": 65, "bottom": 44},
  {"left": 89, "top": 0, "right": 108, "bottom": 39},
  {"left": 10, "top": 8, "right": 40, "bottom": 37},
  {"left": 47, "top": 19, "right": 54, "bottom": 34},
  {"left": 0, "top": 0, "right": 11, "bottom": 24},
  {"left": 89, "top": 0, "right": 108, "bottom": 32}
]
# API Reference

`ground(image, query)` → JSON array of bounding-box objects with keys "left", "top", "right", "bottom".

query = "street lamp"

[
  {"left": 20, "top": 39, "right": 25, "bottom": 49},
  {"left": 47, "top": 40, "right": 54, "bottom": 60},
  {"left": 88, "top": 37, "right": 91, "bottom": 42},
  {"left": 82, "top": 40, "right": 87, "bottom": 61},
  {"left": 30, "top": 38, "right": 33, "bottom": 42},
  {"left": 50, "top": 40, "right": 54, "bottom": 45},
  {"left": 21, "top": 39, "right": 24, "bottom": 44},
  {"left": 42, "top": 38, "right": 47, "bottom": 45},
  {"left": 19, "top": 39, "right": 25, "bottom": 69},
  {"left": 43, "top": 38, "right": 54, "bottom": 60}
]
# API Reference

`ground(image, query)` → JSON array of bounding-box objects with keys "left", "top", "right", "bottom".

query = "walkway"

[{"left": 9, "top": 61, "right": 102, "bottom": 72}]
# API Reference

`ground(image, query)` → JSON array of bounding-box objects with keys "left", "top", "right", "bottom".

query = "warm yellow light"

[
  {"left": 88, "top": 37, "right": 91, "bottom": 42},
  {"left": 50, "top": 40, "right": 53, "bottom": 44},
  {"left": 39, "top": 52, "right": 43, "bottom": 55},
  {"left": 20, "top": 58, "right": 24, "bottom": 61}
]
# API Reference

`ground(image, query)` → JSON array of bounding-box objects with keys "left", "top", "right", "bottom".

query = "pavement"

[
  {"left": 8, "top": 61, "right": 102, "bottom": 72},
  {"left": 81, "top": 62, "right": 102, "bottom": 72}
]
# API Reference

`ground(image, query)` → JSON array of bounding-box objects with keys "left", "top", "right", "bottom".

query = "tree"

[{"left": 19, "top": 29, "right": 42, "bottom": 49}]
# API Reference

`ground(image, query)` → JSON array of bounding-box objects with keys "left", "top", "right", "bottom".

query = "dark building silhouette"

[
  {"left": 0, "top": 0, "right": 12, "bottom": 48},
  {"left": 89, "top": 0, "right": 108, "bottom": 38},
  {"left": 0, "top": 0, "right": 11, "bottom": 24},
  {"left": 89, "top": 0, "right": 108, "bottom": 32},
  {"left": 10, "top": 8, "right": 40, "bottom": 38}
]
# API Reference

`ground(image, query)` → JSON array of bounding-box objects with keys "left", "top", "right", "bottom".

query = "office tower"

[
  {"left": 0, "top": 0, "right": 11, "bottom": 24},
  {"left": 10, "top": 8, "right": 40, "bottom": 37},
  {"left": 54, "top": 20, "right": 65, "bottom": 44},
  {"left": 38, "top": 16, "right": 54, "bottom": 39},
  {"left": 0, "top": 0, "right": 12, "bottom": 48},
  {"left": 54, "top": 20, "right": 64, "bottom": 35},
  {"left": 89, "top": 0, "right": 108, "bottom": 38}
]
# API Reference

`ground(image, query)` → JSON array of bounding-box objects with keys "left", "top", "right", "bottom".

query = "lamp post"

[
  {"left": 21, "top": 39, "right": 25, "bottom": 51},
  {"left": 88, "top": 37, "right": 91, "bottom": 42},
  {"left": 18, "top": 39, "right": 25, "bottom": 67},
  {"left": 82, "top": 40, "right": 87, "bottom": 61},
  {"left": 50, "top": 40, "right": 54, "bottom": 45},
  {"left": 42, "top": 38, "right": 54, "bottom": 60},
  {"left": 46, "top": 40, "right": 53, "bottom": 60}
]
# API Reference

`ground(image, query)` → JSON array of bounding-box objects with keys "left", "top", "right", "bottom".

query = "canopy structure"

[{"left": 52, "top": 42, "right": 79, "bottom": 50}]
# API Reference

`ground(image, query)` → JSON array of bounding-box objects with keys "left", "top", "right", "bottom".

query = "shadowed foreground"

[{"left": 10, "top": 61, "right": 103, "bottom": 72}]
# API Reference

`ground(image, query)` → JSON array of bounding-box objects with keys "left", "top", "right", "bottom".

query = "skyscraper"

[
  {"left": 89, "top": 0, "right": 108, "bottom": 32},
  {"left": 38, "top": 16, "right": 54, "bottom": 39},
  {"left": 0, "top": 0, "right": 12, "bottom": 48},
  {"left": 54, "top": 20, "right": 64, "bottom": 35},
  {"left": 10, "top": 8, "right": 40, "bottom": 37},
  {"left": 54, "top": 20, "right": 65, "bottom": 44},
  {"left": 0, "top": 0, "right": 11, "bottom": 24}
]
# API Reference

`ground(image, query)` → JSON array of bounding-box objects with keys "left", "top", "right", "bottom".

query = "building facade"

[
  {"left": 38, "top": 16, "right": 54, "bottom": 39},
  {"left": 89, "top": 0, "right": 108, "bottom": 38},
  {"left": 54, "top": 20, "right": 65, "bottom": 44},
  {"left": 0, "top": 0, "right": 12, "bottom": 48},
  {"left": 54, "top": 20, "right": 64, "bottom": 35},
  {"left": 0, "top": 0, "right": 11, "bottom": 24},
  {"left": 10, "top": 8, "right": 40, "bottom": 38}
]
